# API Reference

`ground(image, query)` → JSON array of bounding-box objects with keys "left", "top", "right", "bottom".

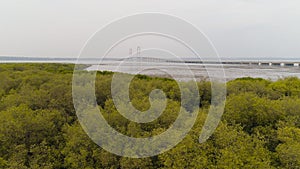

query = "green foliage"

[
  {"left": 0, "top": 157, "right": 8, "bottom": 169},
  {"left": 0, "top": 105, "right": 65, "bottom": 168},
  {"left": 0, "top": 63, "right": 299, "bottom": 168},
  {"left": 276, "top": 127, "right": 300, "bottom": 168},
  {"left": 268, "top": 77, "right": 300, "bottom": 98},
  {"left": 212, "top": 123, "right": 272, "bottom": 168},
  {"left": 224, "top": 93, "right": 283, "bottom": 132},
  {"left": 227, "top": 77, "right": 271, "bottom": 97}
]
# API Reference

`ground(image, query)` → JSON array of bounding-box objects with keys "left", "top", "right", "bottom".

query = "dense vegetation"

[{"left": 0, "top": 63, "right": 299, "bottom": 169}]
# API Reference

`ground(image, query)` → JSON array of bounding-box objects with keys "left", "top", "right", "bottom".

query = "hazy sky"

[{"left": 0, "top": 0, "right": 299, "bottom": 59}]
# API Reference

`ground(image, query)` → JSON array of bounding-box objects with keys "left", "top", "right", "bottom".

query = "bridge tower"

[
  {"left": 137, "top": 46, "right": 141, "bottom": 63},
  {"left": 137, "top": 46, "right": 141, "bottom": 57}
]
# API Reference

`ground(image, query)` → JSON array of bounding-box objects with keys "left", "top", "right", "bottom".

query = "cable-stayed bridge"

[
  {"left": 115, "top": 56, "right": 300, "bottom": 67},
  {"left": 1, "top": 56, "right": 299, "bottom": 67}
]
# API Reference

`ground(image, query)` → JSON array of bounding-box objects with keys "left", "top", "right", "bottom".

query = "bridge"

[
  {"left": 117, "top": 56, "right": 170, "bottom": 63},
  {"left": 1, "top": 56, "right": 298, "bottom": 67},
  {"left": 220, "top": 60, "right": 300, "bottom": 67},
  {"left": 115, "top": 57, "right": 300, "bottom": 67}
]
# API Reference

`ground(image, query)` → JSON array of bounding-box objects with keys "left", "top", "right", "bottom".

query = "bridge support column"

[{"left": 269, "top": 62, "right": 272, "bottom": 66}]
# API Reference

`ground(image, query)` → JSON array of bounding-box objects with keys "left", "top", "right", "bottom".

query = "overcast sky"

[{"left": 0, "top": 0, "right": 299, "bottom": 59}]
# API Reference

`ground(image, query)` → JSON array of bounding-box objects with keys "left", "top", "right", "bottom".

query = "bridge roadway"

[{"left": 115, "top": 57, "right": 300, "bottom": 67}]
